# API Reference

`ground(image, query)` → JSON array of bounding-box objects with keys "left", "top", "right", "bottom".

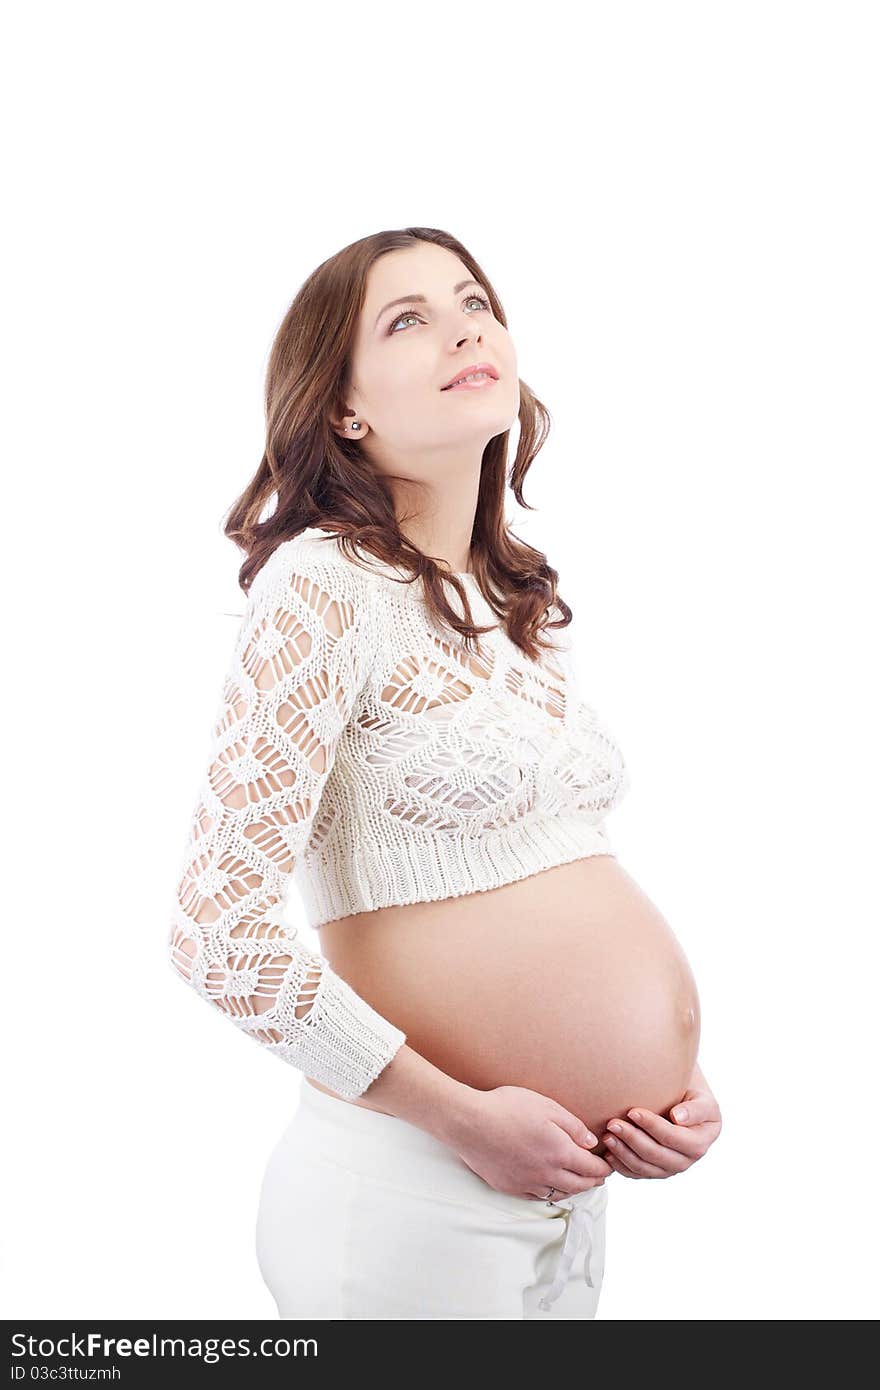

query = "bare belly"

[{"left": 308, "top": 854, "right": 701, "bottom": 1156}]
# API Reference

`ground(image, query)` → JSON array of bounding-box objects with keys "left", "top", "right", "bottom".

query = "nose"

[{"left": 455, "top": 326, "right": 482, "bottom": 348}]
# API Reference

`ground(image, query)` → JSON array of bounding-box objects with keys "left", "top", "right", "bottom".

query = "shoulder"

[
  {"left": 260, "top": 527, "right": 427, "bottom": 612},
  {"left": 246, "top": 530, "right": 420, "bottom": 665},
  {"left": 250, "top": 528, "right": 381, "bottom": 607},
  {"left": 241, "top": 531, "right": 388, "bottom": 684}
]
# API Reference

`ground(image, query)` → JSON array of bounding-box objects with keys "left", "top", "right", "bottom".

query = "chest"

[{"left": 337, "top": 608, "right": 628, "bottom": 829}]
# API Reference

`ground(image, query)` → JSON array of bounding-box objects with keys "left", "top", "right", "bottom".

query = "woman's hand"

[
  {"left": 449, "top": 1084, "right": 613, "bottom": 1201},
  {"left": 600, "top": 1068, "right": 722, "bottom": 1180}
]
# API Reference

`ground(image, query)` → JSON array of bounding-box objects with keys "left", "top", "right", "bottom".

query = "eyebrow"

[{"left": 374, "top": 278, "right": 484, "bottom": 330}]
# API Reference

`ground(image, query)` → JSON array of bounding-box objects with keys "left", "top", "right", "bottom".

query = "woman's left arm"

[{"left": 600, "top": 1060, "right": 722, "bottom": 1179}]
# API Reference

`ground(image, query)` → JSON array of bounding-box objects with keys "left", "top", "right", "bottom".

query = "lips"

[{"left": 441, "top": 362, "right": 500, "bottom": 390}]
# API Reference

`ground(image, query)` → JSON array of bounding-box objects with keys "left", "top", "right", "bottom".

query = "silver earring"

[{"left": 350, "top": 421, "right": 361, "bottom": 431}]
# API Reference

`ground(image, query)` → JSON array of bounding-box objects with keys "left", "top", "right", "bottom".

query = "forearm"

[{"left": 350, "top": 1043, "right": 480, "bottom": 1145}]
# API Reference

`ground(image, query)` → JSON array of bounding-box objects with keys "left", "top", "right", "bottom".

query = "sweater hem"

[{"left": 295, "top": 815, "right": 617, "bottom": 931}]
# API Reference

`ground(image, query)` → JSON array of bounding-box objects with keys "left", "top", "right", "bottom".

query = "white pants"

[{"left": 255, "top": 1078, "right": 610, "bottom": 1320}]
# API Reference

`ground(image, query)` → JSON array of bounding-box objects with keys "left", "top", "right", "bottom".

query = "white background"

[{"left": 3, "top": 0, "right": 877, "bottom": 1321}]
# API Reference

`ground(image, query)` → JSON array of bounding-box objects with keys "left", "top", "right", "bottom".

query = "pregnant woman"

[{"left": 168, "top": 226, "right": 722, "bottom": 1320}]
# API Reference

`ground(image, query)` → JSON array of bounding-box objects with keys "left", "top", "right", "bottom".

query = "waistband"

[{"left": 297, "top": 1080, "right": 609, "bottom": 1312}]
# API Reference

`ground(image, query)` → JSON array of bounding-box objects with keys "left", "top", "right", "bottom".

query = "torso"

[{"left": 307, "top": 852, "right": 700, "bottom": 1156}]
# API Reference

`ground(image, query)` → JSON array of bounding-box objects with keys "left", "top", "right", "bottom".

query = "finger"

[
  {"left": 603, "top": 1137, "right": 670, "bottom": 1178},
  {"left": 563, "top": 1152, "right": 614, "bottom": 1183},
  {"left": 550, "top": 1163, "right": 611, "bottom": 1191},
  {"left": 558, "top": 1167, "right": 608, "bottom": 1191},
  {"left": 620, "top": 1109, "right": 703, "bottom": 1156},
  {"left": 669, "top": 1093, "right": 720, "bottom": 1126},
  {"left": 527, "top": 1185, "right": 581, "bottom": 1204},
  {"left": 551, "top": 1110, "right": 600, "bottom": 1149},
  {"left": 608, "top": 1120, "right": 692, "bottom": 1170},
  {"left": 604, "top": 1124, "right": 689, "bottom": 1174},
  {"left": 602, "top": 1149, "right": 643, "bottom": 1179}
]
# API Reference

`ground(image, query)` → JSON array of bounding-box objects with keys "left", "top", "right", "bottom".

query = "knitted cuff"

[{"left": 290, "top": 966, "right": 408, "bottom": 1101}]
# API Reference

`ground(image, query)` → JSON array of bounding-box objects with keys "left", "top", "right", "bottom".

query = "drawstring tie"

[{"left": 538, "top": 1194, "right": 602, "bottom": 1312}]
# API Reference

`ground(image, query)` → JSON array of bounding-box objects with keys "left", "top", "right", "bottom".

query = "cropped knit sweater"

[{"left": 167, "top": 528, "right": 630, "bottom": 1100}]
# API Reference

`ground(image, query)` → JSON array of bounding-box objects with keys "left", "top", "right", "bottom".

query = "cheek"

[
  {"left": 497, "top": 333, "right": 517, "bottom": 381},
  {"left": 367, "top": 351, "right": 436, "bottom": 413}
]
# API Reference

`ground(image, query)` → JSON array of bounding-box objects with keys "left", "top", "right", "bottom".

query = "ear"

[{"left": 332, "top": 410, "right": 367, "bottom": 440}]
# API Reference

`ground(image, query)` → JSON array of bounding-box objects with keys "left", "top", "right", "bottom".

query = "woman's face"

[{"left": 340, "top": 242, "right": 520, "bottom": 471}]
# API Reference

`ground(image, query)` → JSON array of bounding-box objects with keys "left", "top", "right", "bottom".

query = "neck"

[{"left": 389, "top": 463, "right": 480, "bottom": 575}]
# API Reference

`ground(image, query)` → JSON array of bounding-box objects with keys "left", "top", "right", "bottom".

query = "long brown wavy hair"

[{"left": 223, "top": 226, "right": 572, "bottom": 664}]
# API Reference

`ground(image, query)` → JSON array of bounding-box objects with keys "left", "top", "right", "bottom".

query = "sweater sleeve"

[{"left": 166, "top": 541, "right": 407, "bottom": 1101}]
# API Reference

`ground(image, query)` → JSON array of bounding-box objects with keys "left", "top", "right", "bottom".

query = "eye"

[{"left": 388, "top": 291, "right": 490, "bottom": 334}]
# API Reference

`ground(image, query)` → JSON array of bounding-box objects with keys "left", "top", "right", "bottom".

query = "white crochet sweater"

[{"left": 167, "top": 528, "right": 630, "bottom": 1100}]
